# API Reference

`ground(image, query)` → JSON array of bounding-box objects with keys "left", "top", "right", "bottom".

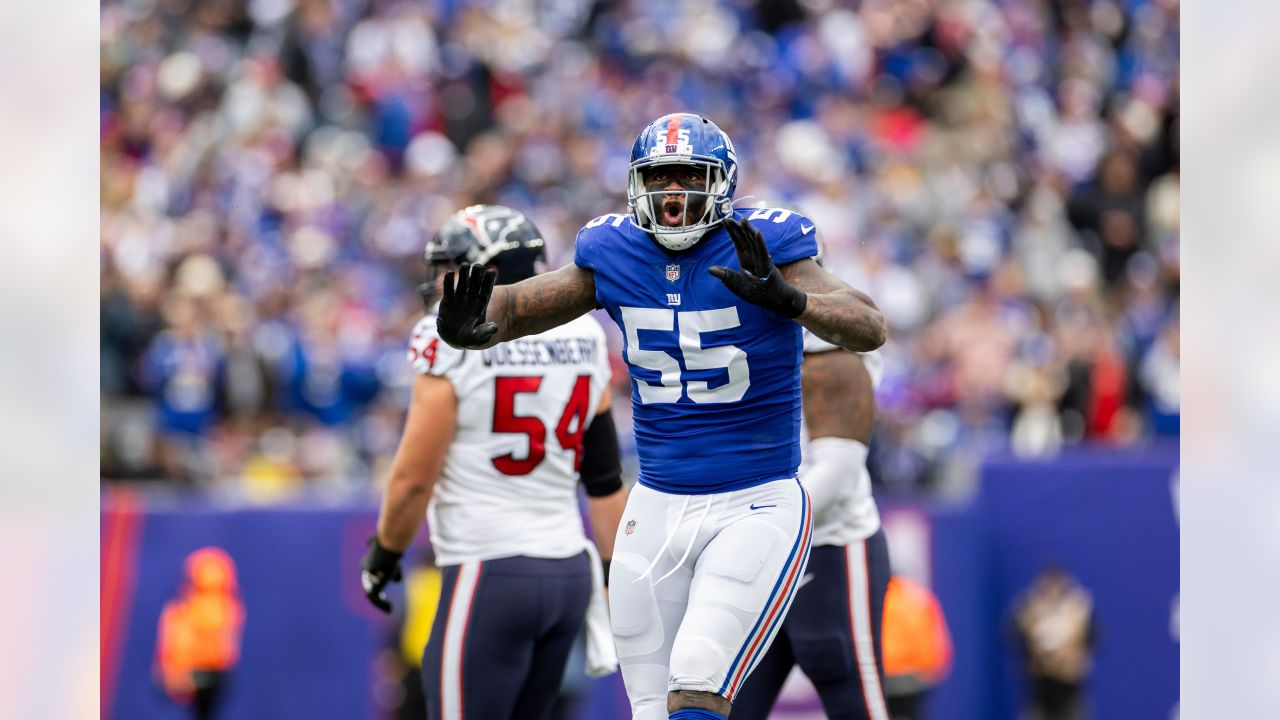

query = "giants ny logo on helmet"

[{"left": 651, "top": 127, "right": 692, "bottom": 157}]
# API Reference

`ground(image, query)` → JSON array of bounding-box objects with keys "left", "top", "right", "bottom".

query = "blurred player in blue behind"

[
  {"left": 360, "top": 205, "right": 628, "bottom": 720},
  {"left": 433, "top": 113, "right": 887, "bottom": 720},
  {"left": 731, "top": 238, "right": 893, "bottom": 718}
]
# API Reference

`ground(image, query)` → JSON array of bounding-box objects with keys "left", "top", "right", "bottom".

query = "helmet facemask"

[
  {"left": 417, "top": 259, "right": 458, "bottom": 307},
  {"left": 628, "top": 156, "right": 734, "bottom": 251}
]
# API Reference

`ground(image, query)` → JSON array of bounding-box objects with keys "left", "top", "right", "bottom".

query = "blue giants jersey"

[{"left": 574, "top": 207, "right": 820, "bottom": 494}]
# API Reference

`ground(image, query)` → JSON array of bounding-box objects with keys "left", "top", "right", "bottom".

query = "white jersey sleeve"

[
  {"left": 413, "top": 313, "right": 614, "bottom": 566},
  {"left": 407, "top": 315, "right": 486, "bottom": 395},
  {"left": 409, "top": 317, "right": 462, "bottom": 375}
]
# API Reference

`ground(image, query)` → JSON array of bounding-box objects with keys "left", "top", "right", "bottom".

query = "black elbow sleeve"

[{"left": 580, "top": 407, "right": 623, "bottom": 497}]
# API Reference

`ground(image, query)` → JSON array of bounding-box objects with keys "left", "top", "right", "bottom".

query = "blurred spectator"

[
  {"left": 1009, "top": 363, "right": 1064, "bottom": 457},
  {"left": 1138, "top": 312, "right": 1179, "bottom": 435},
  {"left": 155, "top": 547, "right": 244, "bottom": 720},
  {"left": 100, "top": 0, "right": 1179, "bottom": 498},
  {"left": 1010, "top": 566, "right": 1098, "bottom": 720},
  {"left": 1068, "top": 149, "right": 1147, "bottom": 288},
  {"left": 137, "top": 291, "right": 225, "bottom": 481}
]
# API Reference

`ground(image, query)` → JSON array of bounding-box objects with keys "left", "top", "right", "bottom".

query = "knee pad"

[
  {"left": 609, "top": 553, "right": 665, "bottom": 658},
  {"left": 668, "top": 634, "right": 726, "bottom": 692},
  {"left": 793, "top": 636, "right": 854, "bottom": 684}
]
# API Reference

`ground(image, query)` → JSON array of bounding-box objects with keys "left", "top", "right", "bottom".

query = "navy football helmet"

[
  {"left": 422, "top": 205, "right": 546, "bottom": 295},
  {"left": 627, "top": 113, "right": 738, "bottom": 251}
]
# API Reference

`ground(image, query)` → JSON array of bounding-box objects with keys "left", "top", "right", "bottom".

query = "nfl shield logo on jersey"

[
  {"left": 665, "top": 264, "right": 680, "bottom": 282},
  {"left": 625, "top": 519, "right": 636, "bottom": 535}
]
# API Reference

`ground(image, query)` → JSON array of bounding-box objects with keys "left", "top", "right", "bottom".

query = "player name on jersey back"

[
  {"left": 480, "top": 337, "right": 601, "bottom": 368},
  {"left": 409, "top": 312, "right": 612, "bottom": 566}
]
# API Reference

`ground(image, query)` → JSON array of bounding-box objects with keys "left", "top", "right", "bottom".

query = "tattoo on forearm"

[
  {"left": 780, "top": 259, "right": 886, "bottom": 352},
  {"left": 494, "top": 265, "right": 597, "bottom": 341},
  {"left": 800, "top": 290, "right": 886, "bottom": 352}
]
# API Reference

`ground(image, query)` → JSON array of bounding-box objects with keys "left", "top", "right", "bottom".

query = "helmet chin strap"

[{"left": 650, "top": 225, "right": 705, "bottom": 251}]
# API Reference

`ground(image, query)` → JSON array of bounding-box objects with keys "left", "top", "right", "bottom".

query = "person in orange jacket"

[
  {"left": 881, "top": 575, "right": 952, "bottom": 720},
  {"left": 155, "top": 547, "right": 244, "bottom": 720}
]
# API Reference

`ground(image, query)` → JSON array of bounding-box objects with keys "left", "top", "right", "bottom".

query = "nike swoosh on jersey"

[
  {"left": 800, "top": 224, "right": 814, "bottom": 235},
  {"left": 748, "top": 503, "right": 777, "bottom": 511}
]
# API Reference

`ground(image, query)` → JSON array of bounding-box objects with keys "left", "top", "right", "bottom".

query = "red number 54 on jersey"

[{"left": 490, "top": 375, "right": 592, "bottom": 476}]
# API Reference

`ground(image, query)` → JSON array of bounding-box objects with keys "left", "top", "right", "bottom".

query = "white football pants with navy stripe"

[{"left": 608, "top": 477, "right": 814, "bottom": 720}]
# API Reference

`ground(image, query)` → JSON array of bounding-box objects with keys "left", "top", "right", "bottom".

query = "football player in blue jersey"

[{"left": 434, "top": 113, "right": 887, "bottom": 720}]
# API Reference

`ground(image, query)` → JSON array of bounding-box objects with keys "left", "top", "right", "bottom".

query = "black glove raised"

[
  {"left": 709, "top": 218, "right": 808, "bottom": 319},
  {"left": 436, "top": 263, "right": 499, "bottom": 348},
  {"left": 360, "top": 536, "right": 404, "bottom": 614}
]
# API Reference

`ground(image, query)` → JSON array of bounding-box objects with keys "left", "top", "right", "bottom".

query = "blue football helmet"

[{"left": 627, "top": 113, "right": 738, "bottom": 251}]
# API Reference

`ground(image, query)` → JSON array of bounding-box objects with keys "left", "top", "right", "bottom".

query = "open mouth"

[{"left": 662, "top": 199, "right": 685, "bottom": 226}]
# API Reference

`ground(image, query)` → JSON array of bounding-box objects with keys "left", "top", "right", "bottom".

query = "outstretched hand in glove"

[
  {"left": 709, "top": 218, "right": 808, "bottom": 319},
  {"left": 436, "top": 264, "right": 499, "bottom": 348}
]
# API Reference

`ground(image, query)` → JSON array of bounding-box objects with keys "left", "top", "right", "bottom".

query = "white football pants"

[{"left": 608, "top": 477, "right": 813, "bottom": 720}]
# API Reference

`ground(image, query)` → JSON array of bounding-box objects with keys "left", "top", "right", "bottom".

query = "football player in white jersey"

[
  {"left": 359, "top": 205, "right": 628, "bottom": 720},
  {"left": 731, "top": 242, "right": 892, "bottom": 720}
]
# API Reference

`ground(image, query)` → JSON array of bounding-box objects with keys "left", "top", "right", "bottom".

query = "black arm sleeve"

[{"left": 579, "top": 407, "right": 623, "bottom": 497}]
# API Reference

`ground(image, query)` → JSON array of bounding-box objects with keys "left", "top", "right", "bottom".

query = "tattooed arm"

[
  {"left": 491, "top": 263, "right": 598, "bottom": 342},
  {"left": 781, "top": 258, "right": 887, "bottom": 352},
  {"left": 436, "top": 262, "right": 598, "bottom": 350},
  {"left": 708, "top": 218, "right": 885, "bottom": 353}
]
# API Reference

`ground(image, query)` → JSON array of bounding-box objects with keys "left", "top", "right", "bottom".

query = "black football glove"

[
  {"left": 360, "top": 536, "right": 404, "bottom": 614},
  {"left": 709, "top": 218, "right": 808, "bottom": 319},
  {"left": 436, "top": 263, "right": 499, "bottom": 348}
]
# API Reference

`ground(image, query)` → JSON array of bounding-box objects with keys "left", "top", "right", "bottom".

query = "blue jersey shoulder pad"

[
  {"left": 574, "top": 213, "right": 635, "bottom": 271},
  {"left": 733, "top": 206, "right": 819, "bottom": 266}
]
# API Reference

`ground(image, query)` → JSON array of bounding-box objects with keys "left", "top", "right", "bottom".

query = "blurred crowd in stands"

[{"left": 100, "top": 0, "right": 1180, "bottom": 498}]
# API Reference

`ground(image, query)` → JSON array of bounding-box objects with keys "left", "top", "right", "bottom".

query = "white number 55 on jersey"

[{"left": 619, "top": 306, "right": 749, "bottom": 404}]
